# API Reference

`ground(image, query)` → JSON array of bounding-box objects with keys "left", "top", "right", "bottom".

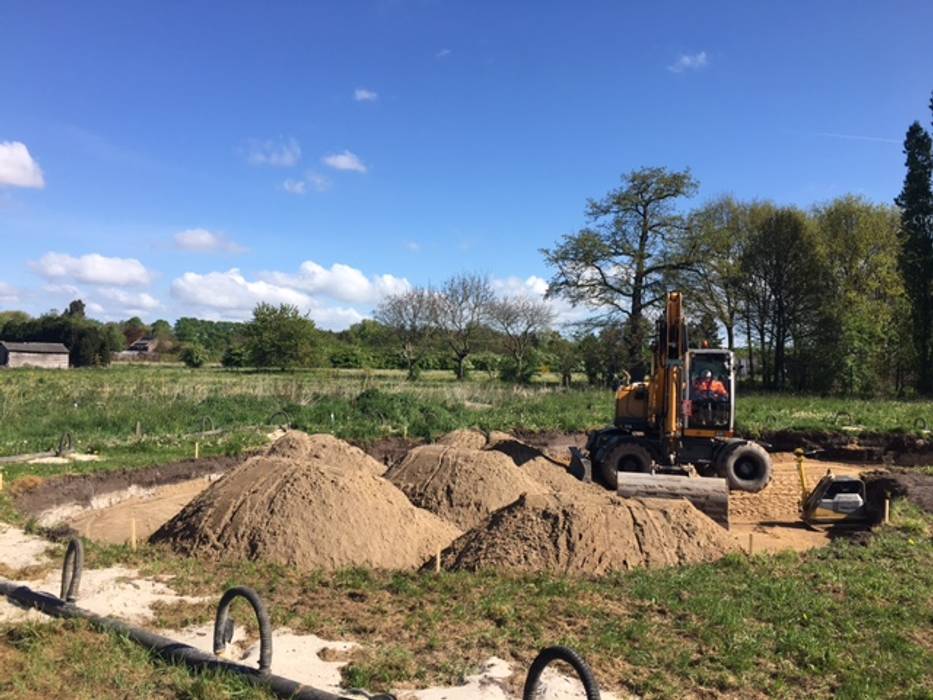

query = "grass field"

[
  {"left": 0, "top": 366, "right": 930, "bottom": 472},
  {"left": 0, "top": 366, "right": 932, "bottom": 698},
  {"left": 2, "top": 502, "right": 931, "bottom": 699}
]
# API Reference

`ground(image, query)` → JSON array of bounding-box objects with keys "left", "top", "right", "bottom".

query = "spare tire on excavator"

[{"left": 719, "top": 442, "right": 772, "bottom": 493}]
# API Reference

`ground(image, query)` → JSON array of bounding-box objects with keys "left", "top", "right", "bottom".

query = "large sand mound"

[
  {"left": 438, "top": 492, "right": 739, "bottom": 574},
  {"left": 151, "top": 435, "right": 460, "bottom": 571},
  {"left": 387, "top": 444, "right": 549, "bottom": 530},
  {"left": 265, "top": 431, "right": 387, "bottom": 476}
]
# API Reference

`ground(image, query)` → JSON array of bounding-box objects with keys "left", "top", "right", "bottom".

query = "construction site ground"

[{"left": 1, "top": 429, "right": 932, "bottom": 699}]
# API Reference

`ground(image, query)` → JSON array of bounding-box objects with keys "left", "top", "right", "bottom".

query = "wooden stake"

[
  {"left": 884, "top": 498, "right": 890, "bottom": 525},
  {"left": 130, "top": 518, "right": 137, "bottom": 551},
  {"left": 0, "top": 471, "right": 4, "bottom": 492},
  {"left": 434, "top": 547, "right": 441, "bottom": 573},
  {"left": 747, "top": 532, "right": 754, "bottom": 556},
  {"left": 135, "top": 421, "right": 142, "bottom": 439},
  {"left": 194, "top": 441, "right": 200, "bottom": 460}
]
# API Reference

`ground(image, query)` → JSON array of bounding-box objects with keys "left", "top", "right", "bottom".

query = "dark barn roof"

[{"left": 0, "top": 341, "right": 70, "bottom": 354}]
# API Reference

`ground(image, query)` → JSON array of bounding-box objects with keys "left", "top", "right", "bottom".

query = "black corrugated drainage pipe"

[{"left": 0, "top": 538, "right": 395, "bottom": 700}]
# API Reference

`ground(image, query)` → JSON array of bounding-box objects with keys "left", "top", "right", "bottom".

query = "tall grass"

[{"left": 0, "top": 365, "right": 929, "bottom": 459}]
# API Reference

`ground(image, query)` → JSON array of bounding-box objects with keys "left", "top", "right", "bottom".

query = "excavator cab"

[{"left": 685, "top": 350, "right": 734, "bottom": 433}]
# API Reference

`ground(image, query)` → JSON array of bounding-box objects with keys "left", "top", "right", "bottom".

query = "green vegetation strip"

[
  {"left": 40, "top": 505, "right": 928, "bottom": 700},
  {"left": 0, "top": 367, "right": 929, "bottom": 467}
]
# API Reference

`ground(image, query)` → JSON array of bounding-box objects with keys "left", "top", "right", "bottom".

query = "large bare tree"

[
  {"left": 488, "top": 296, "right": 554, "bottom": 383},
  {"left": 433, "top": 273, "right": 495, "bottom": 380},
  {"left": 375, "top": 287, "right": 435, "bottom": 380},
  {"left": 542, "top": 166, "right": 698, "bottom": 378}
]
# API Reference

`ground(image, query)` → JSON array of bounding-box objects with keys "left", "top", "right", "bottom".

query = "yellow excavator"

[{"left": 571, "top": 292, "right": 772, "bottom": 527}]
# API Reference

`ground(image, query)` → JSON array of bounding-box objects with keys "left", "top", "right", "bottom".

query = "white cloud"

[
  {"left": 42, "top": 283, "right": 82, "bottom": 297},
  {"left": 404, "top": 241, "right": 421, "bottom": 253},
  {"left": 96, "top": 287, "right": 161, "bottom": 311},
  {"left": 435, "top": 48, "right": 452, "bottom": 59},
  {"left": 354, "top": 88, "right": 378, "bottom": 102},
  {"left": 492, "top": 274, "right": 590, "bottom": 326},
  {"left": 169, "top": 268, "right": 366, "bottom": 329},
  {"left": 243, "top": 137, "right": 301, "bottom": 167},
  {"left": 282, "top": 172, "right": 331, "bottom": 195},
  {"left": 0, "top": 282, "right": 19, "bottom": 304},
  {"left": 668, "top": 51, "right": 708, "bottom": 73},
  {"left": 322, "top": 150, "right": 368, "bottom": 173},
  {"left": 0, "top": 141, "right": 45, "bottom": 189},
  {"left": 262, "top": 260, "right": 410, "bottom": 304},
  {"left": 174, "top": 228, "right": 245, "bottom": 253},
  {"left": 282, "top": 178, "right": 306, "bottom": 195},
  {"left": 32, "top": 252, "right": 153, "bottom": 286}
]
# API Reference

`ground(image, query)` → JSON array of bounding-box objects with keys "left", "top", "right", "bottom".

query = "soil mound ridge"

[
  {"left": 265, "top": 432, "right": 386, "bottom": 475},
  {"left": 386, "top": 444, "right": 548, "bottom": 530},
  {"left": 438, "top": 493, "right": 738, "bottom": 574},
  {"left": 151, "top": 437, "right": 460, "bottom": 570},
  {"left": 436, "top": 429, "right": 488, "bottom": 450}
]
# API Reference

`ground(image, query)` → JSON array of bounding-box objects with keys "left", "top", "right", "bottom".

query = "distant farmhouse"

[
  {"left": 127, "top": 336, "right": 159, "bottom": 353},
  {"left": 0, "top": 341, "right": 70, "bottom": 369},
  {"left": 114, "top": 335, "right": 161, "bottom": 362}
]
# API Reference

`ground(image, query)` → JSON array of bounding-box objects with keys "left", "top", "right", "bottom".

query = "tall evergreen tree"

[{"left": 894, "top": 102, "right": 933, "bottom": 394}]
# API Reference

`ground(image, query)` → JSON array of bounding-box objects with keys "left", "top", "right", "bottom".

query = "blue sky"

[{"left": 1, "top": 1, "right": 931, "bottom": 328}]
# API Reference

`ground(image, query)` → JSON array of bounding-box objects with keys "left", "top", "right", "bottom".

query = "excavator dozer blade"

[{"left": 617, "top": 474, "right": 730, "bottom": 529}]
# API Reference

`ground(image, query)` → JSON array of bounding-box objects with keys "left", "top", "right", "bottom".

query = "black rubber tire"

[
  {"left": 523, "top": 646, "right": 600, "bottom": 700},
  {"left": 721, "top": 442, "right": 772, "bottom": 493},
  {"left": 598, "top": 442, "right": 652, "bottom": 491}
]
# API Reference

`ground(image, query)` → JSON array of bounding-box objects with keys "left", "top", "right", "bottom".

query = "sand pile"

[
  {"left": 387, "top": 444, "right": 549, "bottom": 530},
  {"left": 436, "top": 429, "right": 489, "bottom": 450},
  {"left": 438, "top": 492, "right": 739, "bottom": 574},
  {"left": 151, "top": 433, "right": 460, "bottom": 570},
  {"left": 265, "top": 431, "right": 387, "bottom": 476}
]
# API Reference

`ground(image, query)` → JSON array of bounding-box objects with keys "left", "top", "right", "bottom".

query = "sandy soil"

[{"left": 66, "top": 476, "right": 222, "bottom": 545}]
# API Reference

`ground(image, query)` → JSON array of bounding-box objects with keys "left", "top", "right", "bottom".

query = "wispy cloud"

[
  {"left": 435, "top": 48, "right": 452, "bottom": 59},
  {"left": 282, "top": 172, "right": 331, "bottom": 195},
  {"left": 243, "top": 137, "right": 301, "bottom": 167},
  {"left": 809, "top": 131, "right": 899, "bottom": 145},
  {"left": 354, "top": 88, "right": 378, "bottom": 102},
  {"left": 404, "top": 241, "right": 421, "bottom": 253},
  {"left": 0, "top": 141, "right": 45, "bottom": 189},
  {"left": 174, "top": 228, "right": 246, "bottom": 254},
  {"left": 668, "top": 51, "right": 708, "bottom": 73},
  {"left": 322, "top": 150, "right": 368, "bottom": 173}
]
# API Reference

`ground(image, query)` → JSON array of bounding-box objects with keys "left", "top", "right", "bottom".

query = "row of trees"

[
  {"left": 375, "top": 275, "right": 554, "bottom": 381},
  {"left": 540, "top": 91, "right": 933, "bottom": 397}
]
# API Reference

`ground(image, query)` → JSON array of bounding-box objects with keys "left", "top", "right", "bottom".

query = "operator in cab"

[{"left": 692, "top": 369, "right": 729, "bottom": 400}]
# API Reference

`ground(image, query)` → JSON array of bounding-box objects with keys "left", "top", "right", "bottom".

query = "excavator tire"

[
  {"left": 721, "top": 442, "right": 772, "bottom": 493},
  {"left": 597, "top": 442, "right": 653, "bottom": 490},
  {"left": 617, "top": 474, "right": 730, "bottom": 528}
]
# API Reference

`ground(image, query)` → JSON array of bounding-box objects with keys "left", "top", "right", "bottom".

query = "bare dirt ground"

[{"left": 11, "top": 432, "right": 928, "bottom": 557}]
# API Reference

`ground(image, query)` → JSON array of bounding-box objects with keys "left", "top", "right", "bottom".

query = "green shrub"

[{"left": 180, "top": 343, "right": 208, "bottom": 368}]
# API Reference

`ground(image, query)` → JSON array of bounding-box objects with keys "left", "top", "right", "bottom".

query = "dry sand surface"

[
  {"left": 387, "top": 443, "right": 550, "bottom": 530},
  {"left": 169, "top": 623, "right": 358, "bottom": 697},
  {"left": 730, "top": 452, "right": 869, "bottom": 524},
  {"left": 397, "top": 656, "right": 630, "bottom": 700},
  {"left": 266, "top": 430, "right": 387, "bottom": 476},
  {"left": 65, "top": 476, "right": 221, "bottom": 545},
  {"left": 0, "top": 522, "right": 204, "bottom": 625},
  {"left": 0, "top": 524, "right": 52, "bottom": 571},
  {"left": 439, "top": 492, "right": 739, "bottom": 574},
  {"left": 436, "top": 428, "right": 490, "bottom": 450},
  {"left": 151, "top": 434, "right": 462, "bottom": 570}
]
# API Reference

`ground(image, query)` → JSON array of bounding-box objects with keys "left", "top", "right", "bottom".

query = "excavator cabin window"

[{"left": 686, "top": 351, "right": 733, "bottom": 430}]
